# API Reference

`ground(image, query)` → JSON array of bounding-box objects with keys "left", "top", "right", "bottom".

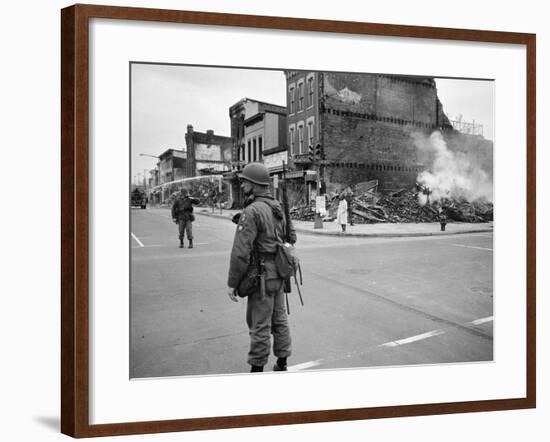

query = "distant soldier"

[
  {"left": 227, "top": 162, "right": 296, "bottom": 373},
  {"left": 171, "top": 188, "right": 199, "bottom": 248}
]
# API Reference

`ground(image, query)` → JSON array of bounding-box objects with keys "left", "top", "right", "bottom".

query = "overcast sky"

[{"left": 131, "top": 64, "right": 494, "bottom": 182}]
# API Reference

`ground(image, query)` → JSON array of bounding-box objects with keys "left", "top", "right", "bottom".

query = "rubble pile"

[
  {"left": 289, "top": 189, "right": 493, "bottom": 224},
  {"left": 289, "top": 203, "right": 316, "bottom": 221}
]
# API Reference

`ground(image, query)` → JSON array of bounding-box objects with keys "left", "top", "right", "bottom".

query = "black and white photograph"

[{"left": 130, "top": 63, "right": 494, "bottom": 379}]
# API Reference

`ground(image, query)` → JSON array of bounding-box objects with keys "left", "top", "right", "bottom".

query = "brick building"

[
  {"left": 227, "top": 98, "right": 288, "bottom": 206},
  {"left": 285, "top": 70, "right": 459, "bottom": 195},
  {"left": 158, "top": 148, "right": 187, "bottom": 184},
  {"left": 184, "top": 125, "right": 232, "bottom": 177}
]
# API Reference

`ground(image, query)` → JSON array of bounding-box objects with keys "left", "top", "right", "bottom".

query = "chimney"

[
  {"left": 207, "top": 129, "right": 214, "bottom": 136},
  {"left": 187, "top": 124, "right": 194, "bottom": 134}
]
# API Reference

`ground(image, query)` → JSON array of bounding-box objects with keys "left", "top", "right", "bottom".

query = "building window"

[
  {"left": 298, "top": 81, "right": 304, "bottom": 111},
  {"left": 253, "top": 138, "right": 257, "bottom": 162},
  {"left": 307, "top": 76, "right": 314, "bottom": 107},
  {"left": 289, "top": 87, "right": 295, "bottom": 114},
  {"left": 247, "top": 140, "right": 251, "bottom": 163},
  {"left": 289, "top": 127, "right": 296, "bottom": 155},
  {"left": 298, "top": 123, "right": 304, "bottom": 154},
  {"left": 258, "top": 136, "right": 263, "bottom": 160},
  {"left": 307, "top": 117, "right": 315, "bottom": 148}
]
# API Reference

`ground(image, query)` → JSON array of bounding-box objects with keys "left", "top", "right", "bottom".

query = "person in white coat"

[{"left": 336, "top": 194, "right": 348, "bottom": 232}]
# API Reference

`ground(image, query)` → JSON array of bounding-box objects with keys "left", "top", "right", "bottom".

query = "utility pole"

[{"left": 313, "top": 143, "right": 324, "bottom": 229}]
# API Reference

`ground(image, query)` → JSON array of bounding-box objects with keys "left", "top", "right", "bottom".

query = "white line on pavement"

[
  {"left": 288, "top": 360, "right": 322, "bottom": 371},
  {"left": 469, "top": 316, "right": 494, "bottom": 325},
  {"left": 452, "top": 244, "right": 493, "bottom": 251},
  {"left": 131, "top": 232, "right": 144, "bottom": 247},
  {"left": 380, "top": 329, "right": 445, "bottom": 347}
]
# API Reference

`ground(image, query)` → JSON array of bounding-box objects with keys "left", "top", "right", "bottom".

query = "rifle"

[
  {"left": 281, "top": 161, "right": 292, "bottom": 297},
  {"left": 280, "top": 161, "right": 304, "bottom": 311}
]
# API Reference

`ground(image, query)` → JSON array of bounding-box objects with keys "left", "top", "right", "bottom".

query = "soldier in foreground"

[
  {"left": 171, "top": 188, "right": 200, "bottom": 248},
  {"left": 227, "top": 163, "right": 296, "bottom": 373}
]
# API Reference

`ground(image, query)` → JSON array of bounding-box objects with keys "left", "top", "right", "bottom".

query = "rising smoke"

[{"left": 413, "top": 131, "right": 493, "bottom": 205}]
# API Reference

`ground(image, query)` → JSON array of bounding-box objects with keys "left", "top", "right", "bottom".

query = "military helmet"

[{"left": 239, "top": 162, "right": 270, "bottom": 186}]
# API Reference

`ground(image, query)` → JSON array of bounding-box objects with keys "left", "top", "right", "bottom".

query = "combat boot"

[
  {"left": 273, "top": 357, "right": 287, "bottom": 372},
  {"left": 188, "top": 239, "right": 193, "bottom": 249},
  {"left": 250, "top": 365, "right": 263, "bottom": 373},
  {"left": 179, "top": 237, "right": 184, "bottom": 248}
]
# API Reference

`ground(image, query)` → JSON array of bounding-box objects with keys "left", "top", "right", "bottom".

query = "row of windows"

[
  {"left": 328, "top": 162, "right": 422, "bottom": 172},
  {"left": 323, "top": 107, "right": 436, "bottom": 129},
  {"left": 289, "top": 118, "right": 315, "bottom": 155},
  {"left": 236, "top": 136, "right": 263, "bottom": 163},
  {"left": 288, "top": 75, "right": 315, "bottom": 114},
  {"left": 379, "top": 74, "right": 435, "bottom": 88}
]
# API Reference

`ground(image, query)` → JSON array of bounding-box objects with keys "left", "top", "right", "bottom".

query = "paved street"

[{"left": 130, "top": 207, "right": 493, "bottom": 378}]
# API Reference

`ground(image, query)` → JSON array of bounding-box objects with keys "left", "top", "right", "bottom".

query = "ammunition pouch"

[
  {"left": 236, "top": 264, "right": 259, "bottom": 298},
  {"left": 236, "top": 253, "right": 276, "bottom": 298}
]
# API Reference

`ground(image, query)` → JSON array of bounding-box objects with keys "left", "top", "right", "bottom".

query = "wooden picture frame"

[{"left": 61, "top": 3, "right": 536, "bottom": 437}]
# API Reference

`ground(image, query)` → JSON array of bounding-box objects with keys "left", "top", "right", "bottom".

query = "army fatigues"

[
  {"left": 171, "top": 196, "right": 199, "bottom": 241},
  {"left": 227, "top": 192, "right": 296, "bottom": 368}
]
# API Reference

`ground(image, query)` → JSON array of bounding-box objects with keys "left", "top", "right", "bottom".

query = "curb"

[
  {"left": 195, "top": 210, "right": 493, "bottom": 238},
  {"left": 292, "top": 227, "right": 493, "bottom": 238}
]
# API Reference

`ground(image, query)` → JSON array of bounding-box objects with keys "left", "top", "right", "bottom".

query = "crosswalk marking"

[
  {"left": 131, "top": 232, "right": 144, "bottom": 247},
  {"left": 452, "top": 244, "right": 493, "bottom": 251},
  {"left": 469, "top": 316, "right": 494, "bottom": 325},
  {"left": 288, "top": 360, "right": 322, "bottom": 371},
  {"left": 380, "top": 329, "right": 445, "bottom": 347}
]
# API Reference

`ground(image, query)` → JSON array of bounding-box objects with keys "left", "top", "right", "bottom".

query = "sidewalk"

[{"left": 194, "top": 206, "right": 493, "bottom": 238}]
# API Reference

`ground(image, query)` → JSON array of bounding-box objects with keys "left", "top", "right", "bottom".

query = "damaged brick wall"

[
  {"left": 321, "top": 73, "right": 442, "bottom": 192},
  {"left": 321, "top": 111, "right": 428, "bottom": 192}
]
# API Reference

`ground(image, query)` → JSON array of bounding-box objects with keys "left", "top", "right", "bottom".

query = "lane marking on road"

[
  {"left": 131, "top": 232, "right": 144, "bottom": 247},
  {"left": 288, "top": 360, "right": 322, "bottom": 371},
  {"left": 380, "top": 329, "right": 445, "bottom": 347},
  {"left": 469, "top": 316, "right": 494, "bottom": 325},
  {"left": 452, "top": 244, "right": 493, "bottom": 251}
]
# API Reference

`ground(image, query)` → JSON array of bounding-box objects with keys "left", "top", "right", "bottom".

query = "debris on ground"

[{"left": 290, "top": 188, "right": 493, "bottom": 224}]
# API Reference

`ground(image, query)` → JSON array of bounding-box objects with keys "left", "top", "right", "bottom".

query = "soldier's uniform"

[
  {"left": 171, "top": 193, "right": 200, "bottom": 248},
  {"left": 227, "top": 192, "right": 296, "bottom": 370}
]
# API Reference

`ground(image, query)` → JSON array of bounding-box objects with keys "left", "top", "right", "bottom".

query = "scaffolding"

[{"left": 449, "top": 116, "right": 484, "bottom": 137}]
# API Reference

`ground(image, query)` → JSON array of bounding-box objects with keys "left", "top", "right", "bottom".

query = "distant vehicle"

[{"left": 131, "top": 188, "right": 148, "bottom": 209}]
